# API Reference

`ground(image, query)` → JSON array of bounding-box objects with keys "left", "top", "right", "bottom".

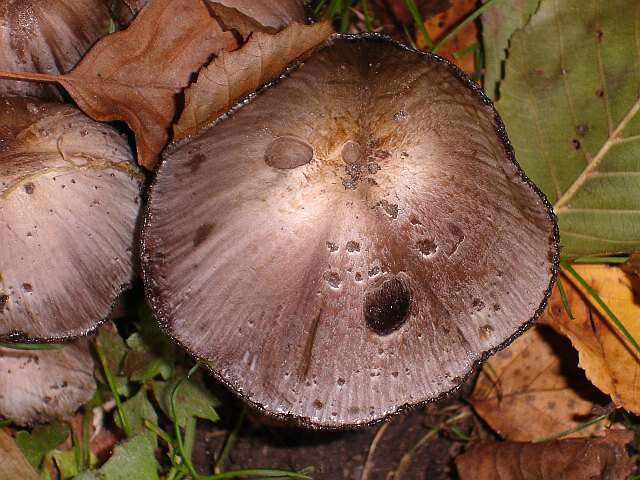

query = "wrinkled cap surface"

[
  {"left": 143, "top": 35, "right": 559, "bottom": 428},
  {"left": 0, "top": 97, "right": 143, "bottom": 341},
  {"left": 0, "top": 0, "right": 112, "bottom": 100},
  {"left": 0, "top": 339, "right": 95, "bottom": 426}
]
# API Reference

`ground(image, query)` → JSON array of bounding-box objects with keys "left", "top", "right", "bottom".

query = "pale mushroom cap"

[
  {"left": 143, "top": 35, "right": 558, "bottom": 428},
  {"left": 0, "top": 0, "right": 112, "bottom": 100},
  {"left": 0, "top": 97, "right": 143, "bottom": 341},
  {"left": 0, "top": 340, "right": 95, "bottom": 426}
]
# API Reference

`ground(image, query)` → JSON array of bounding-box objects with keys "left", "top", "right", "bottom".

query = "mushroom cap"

[
  {"left": 143, "top": 35, "right": 559, "bottom": 428},
  {"left": 0, "top": 97, "right": 143, "bottom": 342},
  {"left": 0, "top": 339, "right": 95, "bottom": 426},
  {"left": 0, "top": 0, "right": 112, "bottom": 100}
]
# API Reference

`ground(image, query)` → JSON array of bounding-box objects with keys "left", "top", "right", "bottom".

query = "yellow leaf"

[{"left": 546, "top": 265, "right": 640, "bottom": 414}]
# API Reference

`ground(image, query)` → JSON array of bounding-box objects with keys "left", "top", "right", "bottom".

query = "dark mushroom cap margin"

[{"left": 143, "top": 34, "right": 559, "bottom": 429}]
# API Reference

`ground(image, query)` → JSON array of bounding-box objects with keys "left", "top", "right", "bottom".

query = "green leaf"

[
  {"left": 52, "top": 449, "right": 80, "bottom": 479},
  {"left": 152, "top": 373, "right": 220, "bottom": 427},
  {"left": 497, "top": 0, "right": 640, "bottom": 257},
  {"left": 98, "top": 435, "right": 159, "bottom": 480},
  {"left": 481, "top": 0, "right": 540, "bottom": 98},
  {"left": 115, "top": 388, "right": 158, "bottom": 448},
  {"left": 123, "top": 306, "right": 175, "bottom": 382},
  {"left": 15, "top": 422, "right": 70, "bottom": 469},
  {"left": 95, "top": 326, "right": 130, "bottom": 396}
]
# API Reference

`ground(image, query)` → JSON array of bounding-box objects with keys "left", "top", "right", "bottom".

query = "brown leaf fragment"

[
  {"left": 621, "top": 253, "right": 640, "bottom": 278},
  {"left": 545, "top": 266, "right": 640, "bottom": 415},
  {"left": 0, "top": 430, "right": 40, "bottom": 480},
  {"left": 470, "top": 326, "right": 607, "bottom": 441},
  {"left": 59, "top": 0, "right": 237, "bottom": 169},
  {"left": 456, "top": 430, "right": 635, "bottom": 480},
  {"left": 174, "top": 21, "right": 333, "bottom": 139}
]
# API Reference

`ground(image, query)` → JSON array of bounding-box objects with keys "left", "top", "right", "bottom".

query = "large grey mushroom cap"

[
  {"left": 0, "top": 0, "right": 112, "bottom": 100},
  {"left": 0, "top": 97, "right": 143, "bottom": 342},
  {"left": 143, "top": 35, "right": 559, "bottom": 428},
  {"left": 0, "top": 340, "right": 95, "bottom": 426}
]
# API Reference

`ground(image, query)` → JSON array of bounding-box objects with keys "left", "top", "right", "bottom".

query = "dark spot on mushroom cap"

[
  {"left": 264, "top": 135, "right": 313, "bottom": 169},
  {"left": 187, "top": 153, "right": 206, "bottom": 173},
  {"left": 23, "top": 182, "right": 35, "bottom": 194},
  {"left": 193, "top": 223, "right": 215, "bottom": 247},
  {"left": 416, "top": 239, "right": 436, "bottom": 256},
  {"left": 0, "top": 294, "right": 8, "bottom": 313},
  {"left": 364, "top": 273, "right": 412, "bottom": 335}
]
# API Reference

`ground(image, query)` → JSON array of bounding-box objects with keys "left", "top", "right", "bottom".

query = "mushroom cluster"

[{"left": 143, "top": 35, "right": 559, "bottom": 428}]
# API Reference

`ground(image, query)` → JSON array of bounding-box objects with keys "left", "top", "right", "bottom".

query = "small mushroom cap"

[
  {"left": 0, "top": 97, "right": 143, "bottom": 342},
  {"left": 0, "top": 340, "right": 95, "bottom": 426},
  {"left": 143, "top": 35, "right": 558, "bottom": 428},
  {"left": 0, "top": 0, "right": 112, "bottom": 100}
]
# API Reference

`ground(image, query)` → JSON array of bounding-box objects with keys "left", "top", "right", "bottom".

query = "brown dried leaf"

[
  {"left": 0, "top": 430, "right": 40, "bottom": 480},
  {"left": 174, "top": 21, "right": 333, "bottom": 140},
  {"left": 0, "top": 0, "right": 237, "bottom": 169},
  {"left": 418, "top": 0, "right": 478, "bottom": 73},
  {"left": 546, "top": 265, "right": 640, "bottom": 415},
  {"left": 470, "top": 325, "right": 607, "bottom": 441},
  {"left": 61, "top": 0, "right": 238, "bottom": 169},
  {"left": 456, "top": 430, "right": 634, "bottom": 480}
]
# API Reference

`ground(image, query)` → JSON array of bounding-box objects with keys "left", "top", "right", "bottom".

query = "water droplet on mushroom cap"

[
  {"left": 143, "top": 36, "right": 558, "bottom": 429},
  {"left": 264, "top": 135, "right": 313, "bottom": 169}
]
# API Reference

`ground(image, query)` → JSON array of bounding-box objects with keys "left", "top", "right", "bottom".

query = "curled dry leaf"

[
  {"left": 0, "top": 430, "right": 40, "bottom": 480},
  {"left": 0, "top": 340, "right": 95, "bottom": 426},
  {"left": 174, "top": 21, "right": 334, "bottom": 140},
  {"left": 546, "top": 265, "right": 640, "bottom": 415},
  {"left": 0, "top": 0, "right": 112, "bottom": 100},
  {"left": 456, "top": 430, "right": 635, "bottom": 480},
  {"left": 470, "top": 325, "right": 607, "bottom": 441},
  {"left": 0, "top": 97, "right": 143, "bottom": 341}
]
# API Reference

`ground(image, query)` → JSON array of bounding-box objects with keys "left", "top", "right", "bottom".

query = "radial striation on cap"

[{"left": 143, "top": 35, "right": 559, "bottom": 428}]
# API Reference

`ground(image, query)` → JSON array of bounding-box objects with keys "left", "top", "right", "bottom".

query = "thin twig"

[{"left": 361, "top": 421, "right": 391, "bottom": 480}]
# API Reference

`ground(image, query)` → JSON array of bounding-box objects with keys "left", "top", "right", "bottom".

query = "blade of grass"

[
  {"left": 532, "top": 413, "right": 609, "bottom": 443},
  {"left": 170, "top": 363, "right": 201, "bottom": 480},
  {"left": 556, "top": 278, "right": 575, "bottom": 320},
  {"left": 203, "top": 468, "right": 312, "bottom": 479},
  {"left": 339, "top": 3, "right": 351, "bottom": 32},
  {"left": 453, "top": 43, "right": 479, "bottom": 59},
  {"left": 432, "top": 0, "right": 500, "bottom": 54},
  {"left": 572, "top": 256, "right": 629, "bottom": 264},
  {"left": 215, "top": 408, "right": 246, "bottom": 474},
  {"left": 360, "top": 0, "right": 373, "bottom": 31},
  {"left": 0, "top": 342, "right": 64, "bottom": 350},
  {"left": 402, "top": 24, "right": 418, "bottom": 49},
  {"left": 95, "top": 336, "right": 132, "bottom": 438},
  {"left": 0, "top": 419, "right": 11, "bottom": 428},
  {"left": 563, "top": 262, "right": 640, "bottom": 356},
  {"left": 403, "top": 0, "right": 433, "bottom": 50}
]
